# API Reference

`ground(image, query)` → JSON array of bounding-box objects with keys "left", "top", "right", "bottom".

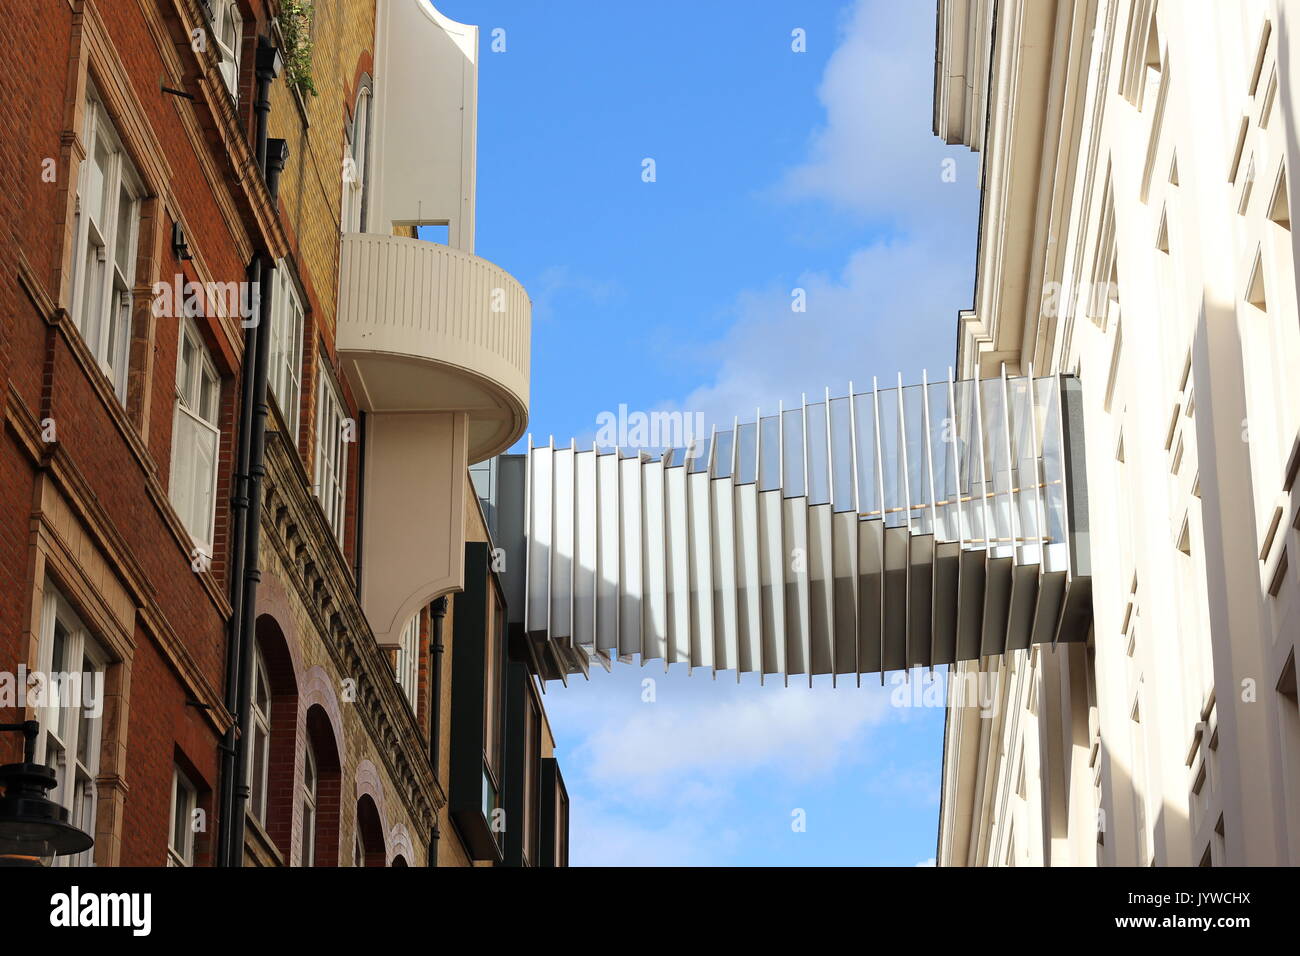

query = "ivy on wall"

[{"left": 277, "top": 0, "right": 317, "bottom": 97}]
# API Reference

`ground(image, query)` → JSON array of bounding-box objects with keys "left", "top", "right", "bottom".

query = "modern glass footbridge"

[{"left": 478, "top": 370, "right": 1091, "bottom": 685}]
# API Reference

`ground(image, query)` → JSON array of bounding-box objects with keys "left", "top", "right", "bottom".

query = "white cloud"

[
  {"left": 566, "top": 795, "right": 737, "bottom": 867},
  {"left": 777, "top": 0, "right": 975, "bottom": 223},
  {"left": 544, "top": 670, "right": 900, "bottom": 866},
  {"left": 915, "top": 857, "right": 937, "bottom": 867},
  {"left": 575, "top": 680, "right": 894, "bottom": 801},
  {"left": 657, "top": 0, "right": 980, "bottom": 432},
  {"left": 674, "top": 233, "right": 977, "bottom": 431},
  {"left": 530, "top": 265, "right": 622, "bottom": 324}
]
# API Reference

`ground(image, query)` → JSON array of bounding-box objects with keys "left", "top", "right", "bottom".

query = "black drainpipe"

[
  {"left": 217, "top": 36, "right": 282, "bottom": 868},
  {"left": 428, "top": 596, "right": 447, "bottom": 866},
  {"left": 228, "top": 138, "right": 287, "bottom": 864},
  {"left": 253, "top": 35, "right": 276, "bottom": 171},
  {"left": 216, "top": 254, "right": 258, "bottom": 868},
  {"left": 225, "top": 247, "right": 275, "bottom": 866}
]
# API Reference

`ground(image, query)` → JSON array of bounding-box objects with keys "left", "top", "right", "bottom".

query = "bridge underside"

[{"left": 496, "top": 372, "right": 1092, "bottom": 684}]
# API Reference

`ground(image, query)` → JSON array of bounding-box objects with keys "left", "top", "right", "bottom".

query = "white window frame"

[
  {"left": 268, "top": 264, "right": 305, "bottom": 440},
  {"left": 168, "top": 766, "right": 198, "bottom": 866},
  {"left": 522, "top": 691, "right": 539, "bottom": 865},
  {"left": 1130, "top": 690, "right": 1154, "bottom": 866},
  {"left": 314, "top": 366, "right": 349, "bottom": 546},
  {"left": 249, "top": 645, "right": 272, "bottom": 825},
  {"left": 341, "top": 88, "right": 371, "bottom": 233},
  {"left": 70, "top": 84, "right": 143, "bottom": 403},
  {"left": 169, "top": 318, "right": 222, "bottom": 558},
  {"left": 211, "top": 0, "right": 244, "bottom": 100},
  {"left": 396, "top": 612, "right": 420, "bottom": 706},
  {"left": 301, "top": 744, "right": 317, "bottom": 867},
  {"left": 34, "top": 585, "right": 109, "bottom": 868}
]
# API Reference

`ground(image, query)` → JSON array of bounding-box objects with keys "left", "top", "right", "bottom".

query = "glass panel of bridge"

[
  {"left": 687, "top": 436, "right": 711, "bottom": 473},
  {"left": 829, "top": 396, "right": 855, "bottom": 513},
  {"left": 806, "top": 401, "right": 831, "bottom": 506},
  {"left": 1036, "top": 376, "right": 1069, "bottom": 571},
  {"left": 712, "top": 427, "right": 735, "bottom": 480},
  {"left": 781, "top": 407, "right": 806, "bottom": 498},
  {"left": 953, "top": 379, "right": 986, "bottom": 548},
  {"left": 759, "top": 414, "right": 781, "bottom": 492},
  {"left": 853, "top": 391, "right": 879, "bottom": 519},
  {"left": 877, "top": 386, "right": 906, "bottom": 528},
  {"left": 735, "top": 420, "right": 758, "bottom": 486},
  {"left": 980, "top": 377, "right": 1015, "bottom": 557},
  {"left": 902, "top": 384, "right": 931, "bottom": 535},
  {"left": 927, "top": 380, "right": 959, "bottom": 543},
  {"left": 1008, "top": 375, "right": 1042, "bottom": 564}
]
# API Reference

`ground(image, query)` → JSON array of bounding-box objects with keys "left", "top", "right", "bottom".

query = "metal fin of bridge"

[{"left": 503, "top": 371, "right": 1092, "bottom": 684}]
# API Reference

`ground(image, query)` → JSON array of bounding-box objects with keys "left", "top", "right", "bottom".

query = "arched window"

[
  {"left": 355, "top": 794, "right": 385, "bottom": 867},
  {"left": 303, "top": 704, "right": 341, "bottom": 866},
  {"left": 251, "top": 615, "right": 300, "bottom": 860},
  {"left": 301, "top": 744, "right": 317, "bottom": 867},
  {"left": 342, "top": 85, "right": 372, "bottom": 232},
  {"left": 249, "top": 645, "right": 272, "bottom": 825}
]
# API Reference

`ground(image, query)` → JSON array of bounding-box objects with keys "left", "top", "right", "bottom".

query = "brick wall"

[
  {"left": 0, "top": 0, "right": 506, "bottom": 869},
  {"left": 0, "top": 0, "right": 245, "bottom": 860}
]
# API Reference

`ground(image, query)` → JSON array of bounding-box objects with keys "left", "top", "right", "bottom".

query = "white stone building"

[{"left": 935, "top": 0, "right": 1300, "bottom": 866}]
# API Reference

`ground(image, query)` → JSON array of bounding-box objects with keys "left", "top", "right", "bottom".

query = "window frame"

[
  {"left": 301, "top": 742, "right": 318, "bottom": 867},
  {"left": 268, "top": 263, "right": 305, "bottom": 440},
  {"left": 70, "top": 83, "right": 144, "bottom": 403},
  {"left": 448, "top": 543, "right": 511, "bottom": 862},
  {"left": 539, "top": 757, "right": 569, "bottom": 867},
  {"left": 341, "top": 86, "right": 372, "bottom": 233},
  {"left": 396, "top": 610, "right": 420, "bottom": 707},
  {"left": 522, "top": 686, "right": 540, "bottom": 865},
  {"left": 353, "top": 829, "right": 364, "bottom": 867},
  {"left": 169, "top": 317, "right": 222, "bottom": 557},
  {"left": 210, "top": 0, "right": 244, "bottom": 100},
  {"left": 481, "top": 592, "right": 506, "bottom": 834},
  {"left": 1130, "top": 689, "right": 1154, "bottom": 866},
  {"left": 313, "top": 363, "right": 349, "bottom": 546},
  {"left": 554, "top": 785, "right": 568, "bottom": 867},
  {"left": 248, "top": 644, "right": 272, "bottom": 826},
  {"left": 34, "top": 584, "right": 109, "bottom": 868},
  {"left": 168, "top": 766, "right": 198, "bottom": 867}
]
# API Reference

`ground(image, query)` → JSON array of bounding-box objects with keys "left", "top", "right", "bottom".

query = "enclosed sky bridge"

[{"left": 480, "top": 371, "right": 1091, "bottom": 685}]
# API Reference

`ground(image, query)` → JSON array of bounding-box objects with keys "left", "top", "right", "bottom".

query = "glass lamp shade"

[{"left": 0, "top": 762, "right": 94, "bottom": 867}]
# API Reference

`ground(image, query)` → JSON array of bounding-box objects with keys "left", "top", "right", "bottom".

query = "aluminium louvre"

[{"left": 497, "top": 370, "right": 1091, "bottom": 685}]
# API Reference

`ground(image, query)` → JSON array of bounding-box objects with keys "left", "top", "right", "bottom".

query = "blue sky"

[{"left": 437, "top": 0, "right": 980, "bottom": 865}]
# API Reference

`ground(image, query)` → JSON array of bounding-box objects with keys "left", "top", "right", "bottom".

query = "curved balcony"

[{"left": 336, "top": 233, "right": 530, "bottom": 462}]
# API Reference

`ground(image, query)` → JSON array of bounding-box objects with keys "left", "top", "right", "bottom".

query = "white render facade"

[{"left": 935, "top": 0, "right": 1300, "bottom": 866}]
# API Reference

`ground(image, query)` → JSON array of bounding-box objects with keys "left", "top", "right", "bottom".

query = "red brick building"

[{"left": 0, "top": 0, "right": 564, "bottom": 868}]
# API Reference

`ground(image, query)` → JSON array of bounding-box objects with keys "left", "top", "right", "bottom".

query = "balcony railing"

[{"left": 336, "top": 232, "right": 530, "bottom": 462}]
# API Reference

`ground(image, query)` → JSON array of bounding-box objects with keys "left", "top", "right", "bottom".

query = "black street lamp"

[{"left": 0, "top": 721, "right": 94, "bottom": 866}]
